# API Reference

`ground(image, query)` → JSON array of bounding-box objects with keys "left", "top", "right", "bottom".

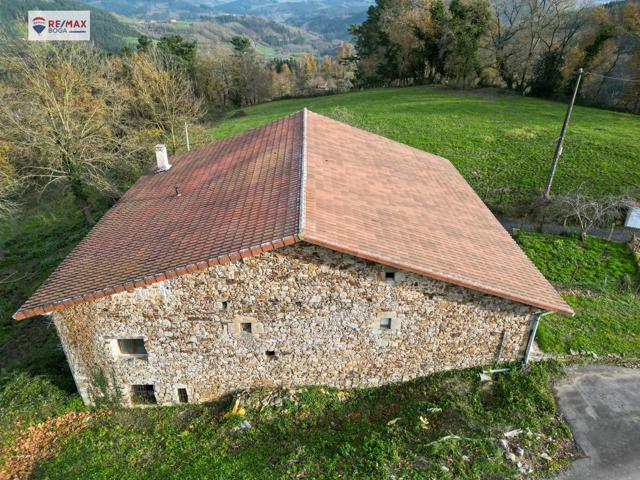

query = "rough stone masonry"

[{"left": 52, "top": 244, "right": 536, "bottom": 405}]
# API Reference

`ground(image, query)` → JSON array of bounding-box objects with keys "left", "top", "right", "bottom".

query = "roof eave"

[
  {"left": 301, "top": 235, "right": 574, "bottom": 317},
  {"left": 13, "top": 234, "right": 302, "bottom": 321}
]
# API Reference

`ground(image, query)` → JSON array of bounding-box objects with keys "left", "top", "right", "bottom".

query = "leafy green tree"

[
  {"left": 445, "top": 0, "right": 491, "bottom": 85},
  {"left": 230, "top": 36, "right": 252, "bottom": 53},
  {"left": 530, "top": 49, "right": 565, "bottom": 97},
  {"left": 158, "top": 35, "right": 197, "bottom": 73},
  {"left": 137, "top": 35, "right": 153, "bottom": 52}
]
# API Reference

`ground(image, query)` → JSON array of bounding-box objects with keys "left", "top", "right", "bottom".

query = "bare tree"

[
  {"left": 128, "top": 47, "right": 205, "bottom": 153},
  {"left": 0, "top": 42, "right": 133, "bottom": 224},
  {"left": 549, "top": 188, "right": 632, "bottom": 240},
  {"left": 0, "top": 166, "right": 18, "bottom": 219},
  {"left": 488, "top": 0, "right": 585, "bottom": 92}
]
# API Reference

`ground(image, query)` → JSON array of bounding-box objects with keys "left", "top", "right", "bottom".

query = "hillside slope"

[
  {"left": 0, "top": 0, "right": 139, "bottom": 52},
  {"left": 138, "top": 15, "right": 330, "bottom": 56},
  {"left": 212, "top": 86, "right": 640, "bottom": 212}
]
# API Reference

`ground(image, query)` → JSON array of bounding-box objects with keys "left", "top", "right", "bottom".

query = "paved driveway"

[{"left": 554, "top": 365, "right": 640, "bottom": 480}]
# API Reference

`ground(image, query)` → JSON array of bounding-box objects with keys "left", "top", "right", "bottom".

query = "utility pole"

[
  {"left": 542, "top": 67, "right": 584, "bottom": 200},
  {"left": 184, "top": 122, "right": 191, "bottom": 152}
]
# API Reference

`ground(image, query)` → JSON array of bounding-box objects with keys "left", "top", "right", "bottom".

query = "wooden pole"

[{"left": 542, "top": 68, "right": 584, "bottom": 200}]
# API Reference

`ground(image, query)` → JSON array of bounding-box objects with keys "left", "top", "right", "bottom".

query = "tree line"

[{"left": 350, "top": 0, "right": 640, "bottom": 112}]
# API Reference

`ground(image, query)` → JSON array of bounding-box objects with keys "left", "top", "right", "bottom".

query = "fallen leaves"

[{"left": 0, "top": 411, "right": 99, "bottom": 480}]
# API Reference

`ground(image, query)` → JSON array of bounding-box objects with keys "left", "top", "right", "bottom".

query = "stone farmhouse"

[{"left": 14, "top": 110, "right": 573, "bottom": 406}]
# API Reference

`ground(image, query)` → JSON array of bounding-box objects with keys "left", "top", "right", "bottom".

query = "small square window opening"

[
  {"left": 177, "top": 388, "right": 189, "bottom": 403},
  {"left": 118, "top": 338, "right": 147, "bottom": 356},
  {"left": 385, "top": 271, "right": 396, "bottom": 281},
  {"left": 131, "top": 384, "right": 156, "bottom": 404},
  {"left": 379, "top": 317, "right": 392, "bottom": 330},
  {"left": 241, "top": 322, "right": 252, "bottom": 333},
  {"left": 265, "top": 350, "right": 276, "bottom": 358}
]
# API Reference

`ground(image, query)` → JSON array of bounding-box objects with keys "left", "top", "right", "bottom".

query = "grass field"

[{"left": 212, "top": 86, "right": 640, "bottom": 213}]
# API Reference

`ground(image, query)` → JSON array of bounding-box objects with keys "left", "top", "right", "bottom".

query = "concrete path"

[{"left": 554, "top": 365, "right": 640, "bottom": 480}]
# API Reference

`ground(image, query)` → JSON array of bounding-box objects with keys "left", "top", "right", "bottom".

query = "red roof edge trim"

[
  {"left": 302, "top": 236, "right": 574, "bottom": 316},
  {"left": 13, "top": 234, "right": 302, "bottom": 321}
]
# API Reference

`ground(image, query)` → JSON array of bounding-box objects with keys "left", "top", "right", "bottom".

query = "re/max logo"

[
  {"left": 48, "top": 19, "right": 88, "bottom": 29},
  {"left": 29, "top": 11, "right": 91, "bottom": 41}
]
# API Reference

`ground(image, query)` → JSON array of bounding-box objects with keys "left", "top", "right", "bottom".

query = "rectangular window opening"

[
  {"left": 265, "top": 350, "right": 276, "bottom": 358},
  {"left": 177, "top": 388, "right": 189, "bottom": 403},
  {"left": 385, "top": 271, "right": 396, "bottom": 281},
  {"left": 379, "top": 317, "right": 392, "bottom": 330},
  {"left": 118, "top": 338, "right": 147, "bottom": 356},
  {"left": 222, "top": 301, "right": 229, "bottom": 310},
  {"left": 241, "top": 322, "right": 252, "bottom": 333},
  {"left": 131, "top": 384, "right": 157, "bottom": 405}
]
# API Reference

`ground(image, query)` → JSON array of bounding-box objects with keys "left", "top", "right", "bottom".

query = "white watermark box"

[{"left": 28, "top": 11, "right": 90, "bottom": 41}]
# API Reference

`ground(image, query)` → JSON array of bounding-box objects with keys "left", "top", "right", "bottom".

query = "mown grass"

[
  {"left": 33, "top": 362, "right": 571, "bottom": 480},
  {"left": 211, "top": 86, "right": 640, "bottom": 213},
  {"left": 516, "top": 232, "right": 640, "bottom": 293},
  {"left": 517, "top": 232, "right": 640, "bottom": 356}
]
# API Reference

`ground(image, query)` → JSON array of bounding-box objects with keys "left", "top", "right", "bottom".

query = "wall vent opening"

[
  {"left": 241, "top": 322, "right": 252, "bottom": 333},
  {"left": 117, "top": 338, "right": 147, "bottom": 357},
  {"left": 131, "top": 384, "right": 157, "bottom": 405},
  {"left": 379, "top": 317, "right": 392, "bottom": 330},
  {"left": 177, "top": 388, "right": 189, "bottom": 403}
]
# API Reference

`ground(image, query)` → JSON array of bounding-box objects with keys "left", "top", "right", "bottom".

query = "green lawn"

[
  {"left": 517, "top": 232, "right": 640, "bottom": 357},
  {"left": 211, "top": 86, "right": 640, "bottom": 213}
]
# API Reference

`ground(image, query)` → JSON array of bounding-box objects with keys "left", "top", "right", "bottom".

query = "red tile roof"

[
  {"left": 14, "top": 109, "right": 573, "bottom": 320},
  {"left": 302, "top": 111, "right": 572, "bottom": 315}
]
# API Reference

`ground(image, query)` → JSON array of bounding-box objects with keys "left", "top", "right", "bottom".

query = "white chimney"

[{"left": 155, "top": 144, "right": 171, "bottom": 172}]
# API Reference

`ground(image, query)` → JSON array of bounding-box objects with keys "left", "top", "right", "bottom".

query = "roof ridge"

[{"left": 299, "top": 108, "right": 308, "bottom": 234}]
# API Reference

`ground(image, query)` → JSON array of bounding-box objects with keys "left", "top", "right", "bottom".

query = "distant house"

[{"left": 14, "top": 110, "right": 572, "bottom": 406}]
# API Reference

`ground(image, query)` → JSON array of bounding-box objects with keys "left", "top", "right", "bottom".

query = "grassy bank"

[
  {"left": 517, "top": 232, "right": 640, "bottom": 357},
  {"left": 211, "top": 86, "right": 640, "bottom": 213},
  {"left": 0, "top": 203, "right": 100, "bottom": 393},
  {"left": 23, "top": 362, "right": 570, "bottom": 479}
]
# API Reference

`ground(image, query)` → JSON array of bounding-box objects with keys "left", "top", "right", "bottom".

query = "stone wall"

[{"left": 52, "top": 243, "right": 536, "bottom": 405}]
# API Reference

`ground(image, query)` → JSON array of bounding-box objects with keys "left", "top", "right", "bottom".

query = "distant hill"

[
  {"left": 83, "top": 0, "right": 223, "bottom": 21},
  {"left": 137, "top": 15, "right": 332, "bottom": 56},
  {"left": 84, "top": 0, "right": 368, "bottom": 43},
  {"left": 214, "top": 0, "right": 369, "bottom": 41},
  {"left": 213, "top": 0, "right": 370, "bottom": 21},
  {"left": 0, "top": 0, "right": 140, "bottom": 52},
  {"left": 288, "top": 10, "right": 366, "bottom": 41}
]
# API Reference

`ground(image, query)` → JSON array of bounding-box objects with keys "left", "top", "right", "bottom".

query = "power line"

[{"left": 585, "top": 71, "right": 640, "bottom": 83}]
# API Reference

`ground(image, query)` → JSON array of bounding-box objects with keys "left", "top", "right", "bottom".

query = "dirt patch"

[{"left": 0, "top": 411, "right": 99, "bottom": 480}]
